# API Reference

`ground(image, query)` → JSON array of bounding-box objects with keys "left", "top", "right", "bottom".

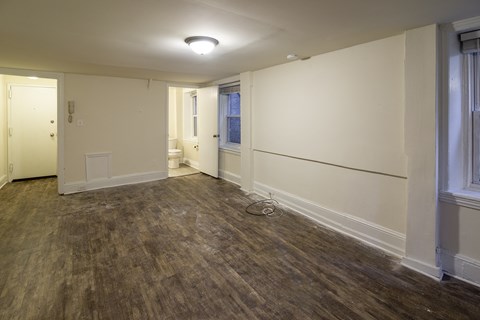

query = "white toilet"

[{"left": 168, "top": 138, "right": 183, "bottom": 169}]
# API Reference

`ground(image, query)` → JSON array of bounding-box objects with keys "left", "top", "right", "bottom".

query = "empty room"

[{"left": 1, "top": 0, "right": 480, "bottom": 319}]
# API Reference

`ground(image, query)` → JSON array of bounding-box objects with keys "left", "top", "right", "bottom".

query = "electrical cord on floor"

[{"left": 245, "top": 198, "right": 284, "bottom": 218}]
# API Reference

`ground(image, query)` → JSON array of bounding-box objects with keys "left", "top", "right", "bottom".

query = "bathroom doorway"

[{"left": 167, "top": 86, "right": 200, "bottom": 177}]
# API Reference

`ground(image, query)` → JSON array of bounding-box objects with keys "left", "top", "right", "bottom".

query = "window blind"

[
  {"left": 460, "top": 29, "right": 480, "bottom": 54},
  {"left": 219, "top": 83, "right": 240, "bottom": 94}
]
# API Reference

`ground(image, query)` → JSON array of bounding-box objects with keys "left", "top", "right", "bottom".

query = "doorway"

[
  {"left": 167, "top": 86, "right": 200, "bottom": 177},
  {"left": 167, "top": 85, "right": 220, "bottom": 178},
  {"left": 9, "top": 84, "right": 57, "bottom": 180},
  {"left": 0, "top": 74, "right": 60, "bottom": 188}
]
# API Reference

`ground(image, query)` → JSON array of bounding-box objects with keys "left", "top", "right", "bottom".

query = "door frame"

[
  {"left": 166, "top": 83, "right": 199, "bottom": 176},
  {"left": 7, "top": 84, "right": 58, "bottom": 182},
  {"left": 0, "top": 68, "right": 65, "bottom": 194},
  {"left": 197, "top": 85, "right": 219, "bottom": 178}
]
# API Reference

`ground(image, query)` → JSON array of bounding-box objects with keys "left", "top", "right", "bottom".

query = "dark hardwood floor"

[{"left": 1, "top": 174, "right": 479, "bottom": 319}]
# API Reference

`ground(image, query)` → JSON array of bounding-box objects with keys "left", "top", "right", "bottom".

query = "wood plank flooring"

[{"left": 1, "top": 174, "right": 479, "bottom": 319}]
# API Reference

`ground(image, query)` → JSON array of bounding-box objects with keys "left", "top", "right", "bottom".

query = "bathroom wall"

[
  {"left": 0, "top": 75, "right": 6, "bottom": 188},
  {"left": 63, "top": 74, "right": 167, "bottom": 192},
  {"left": 250, "top": 34, "right": 407, "bottom": 256}
]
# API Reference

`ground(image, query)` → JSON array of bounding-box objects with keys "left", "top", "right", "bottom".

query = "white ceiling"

[{"left": 1, "top": 0, "right": 480, "bottom": 84}]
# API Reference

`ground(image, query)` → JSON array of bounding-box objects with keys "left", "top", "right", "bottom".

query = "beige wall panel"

[
  {"left": 219, "top": 150, "right": 241, "bottom": 175},
  {"left": 64, "top": 74, "right": 166, "bottom": 183},
  {"left": 253, "top": 34, "right": 406, "bottom": 178}
]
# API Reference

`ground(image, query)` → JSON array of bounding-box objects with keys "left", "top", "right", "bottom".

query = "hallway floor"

[{"left": 0, "top": 175, "right": 479, "bottom": 319}]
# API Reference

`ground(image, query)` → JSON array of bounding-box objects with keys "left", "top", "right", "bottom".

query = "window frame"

[
  {"left": 183, "top": 90, "right": 198, "bottom": 142},
  {"left": 192, "top": 93, "right": 198, "bottom": 138},
  {"left": 219, "top": 83, "right": 241, "bottom": 152},
  {"left": 439, "top": 18, "right": 480, "bottom": 210},
  {"left": 469, "top": 53, "right": 480, "bottom": 188}
]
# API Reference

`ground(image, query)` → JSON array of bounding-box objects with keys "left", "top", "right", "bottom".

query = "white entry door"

[
  {"left": 9, "top": 85, "right": 57, "bottom": 180},
  {"left": 198, "top": 86, "right": 219, "bottom": 178}
]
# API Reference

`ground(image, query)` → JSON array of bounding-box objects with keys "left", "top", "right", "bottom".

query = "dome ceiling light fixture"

[{"left": 185, "top": 36, "right": 219, "bottom": 55}]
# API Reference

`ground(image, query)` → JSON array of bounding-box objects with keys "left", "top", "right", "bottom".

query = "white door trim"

[
  {"left": 198, "top": 86, "right": 219, "bottom": 178},
  {"left": 8, "top": 84, "right": 57, "bottom": 180}
]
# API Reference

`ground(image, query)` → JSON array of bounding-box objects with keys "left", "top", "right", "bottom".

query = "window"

[
  {"left": 183, "top": 90, "right": 198, "bottom": 141},
  {"left": 192, "top": 94, "right": 198, "bottom": 138},
  {"left": 462, "top": 31, "right": 480, "bottom": 186},
  {"left": 219, "top": 83, "right": 241, "bottom": 150},
  {"left": 439, "top": 23, "right": 480, "bottom": 209}
]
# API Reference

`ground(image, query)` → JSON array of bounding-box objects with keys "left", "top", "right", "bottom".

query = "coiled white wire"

[{"left": 245, "top": 198, "right": 284, "bottom": 218}]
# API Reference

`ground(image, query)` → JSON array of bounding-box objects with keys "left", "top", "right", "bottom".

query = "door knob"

[
  {"left": 50, "top": 133, "right": 55, "bottom": 137},
  {"left": 213, "top": 134, "right": 219, "bottom": 138}
]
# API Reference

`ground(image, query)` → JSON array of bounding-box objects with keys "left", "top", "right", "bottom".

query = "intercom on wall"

[{"left": 68, "top": 101, "right": 75, "bottom": 123}]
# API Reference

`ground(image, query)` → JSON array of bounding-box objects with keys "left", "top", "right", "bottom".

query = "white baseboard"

[
  {"left": 219, "top": 169, "right": 241, "bottom": 186},
  {"left": 401, "top": 257, "right": 444, "bottom": 280},
  {"left": 254, "top": 182, "right": 406, "bottom": 257},
  {"left": 0, "top": 174, "right": 7, "bottom": 189},
  {"left": 183, "top": 158, "right": 199, "bottom": 170},
  {"left": 63, "top": 171, "right": 168, "bottom": 194},
  {"left": 441, "top": 250, "right": 480, "bottom": 287}
]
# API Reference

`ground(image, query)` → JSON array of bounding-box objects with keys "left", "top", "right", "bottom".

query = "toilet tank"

[{"left": 168, "top": 138, "right": 177, "bottom": 149}]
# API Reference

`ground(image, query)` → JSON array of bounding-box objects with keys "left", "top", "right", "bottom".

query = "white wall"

[
  {"left": 240, "top": 71, "right": 254, "bottom": 192},
  {"left": 219, "top": 149, "right": 241, "bottom": 185},
  {"left": 0, "top": 75, "right": 6, "bottom": 188},
  {"left": 168, "top": 87, "right": 177, "bottom": 139},
  {"left": 402, "top": 24, "right": 441, "bottom": 278},
  {"left": 439, "top": 202, "right": 480, "bottom": 285},
  {"left": 250, "top": 34, "right": 407, "bottom": 256},
  {"left": 253, "top": 35, "right": 406, "bottom": 178},
  {"left": 63, "top": 74, "right": 167, "bottom": 192},
  {"left": 440, "top": 203, "right": 480, "bottom": 261}
]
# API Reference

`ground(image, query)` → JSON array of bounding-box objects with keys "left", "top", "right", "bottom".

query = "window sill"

[
  {"left": 439, "top": 189, "right": 480, "bottom": 210},
  {"left": 220, "top": 144, "right": 240, "bottom": 155}
]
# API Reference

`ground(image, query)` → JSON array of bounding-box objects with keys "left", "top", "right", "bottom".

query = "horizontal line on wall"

[{"left": 253, "top": 149, "right": 407, "bottom": 179}]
